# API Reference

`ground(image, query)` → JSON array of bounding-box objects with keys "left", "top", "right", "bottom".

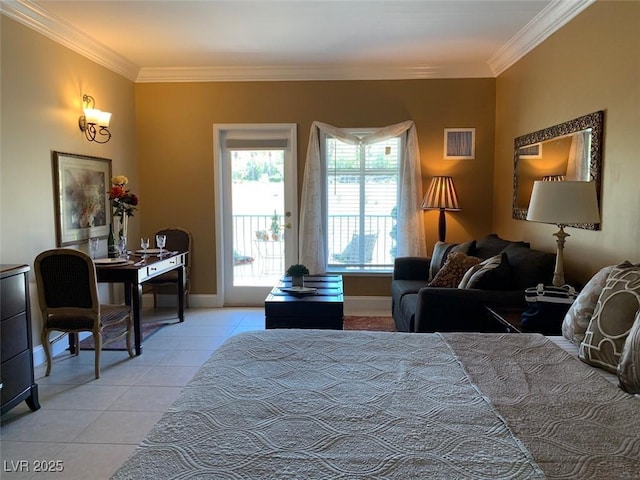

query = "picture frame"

[
  {"left": 444, "top": 128, "right": 476, "bottom": 159},
  {"left": 52, "top": 151, "right": 112, "bottom": 246},
  {"left": 517, "top": 142, "right": 543, "bottom": 159}
]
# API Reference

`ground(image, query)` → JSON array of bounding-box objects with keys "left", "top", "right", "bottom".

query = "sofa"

[{"left": 392, "top": 234, "right": 556, "bottom": 332}]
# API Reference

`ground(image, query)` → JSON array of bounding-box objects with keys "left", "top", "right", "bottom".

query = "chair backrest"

[
  {"left": 336, "top": 233, "right": 378, "bottom": 264},
  {"left": 156, "top": 228, "right": 192, "bottom": 273},
  {"left": 34, "top": 248, "right": 99, "bottom": 316}
]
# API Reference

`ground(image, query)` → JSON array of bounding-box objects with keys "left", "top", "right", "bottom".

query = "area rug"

[
  {"left": 79, "top": 321, "right": 167, "bottom": 351},
  {"left": 343, "top": 316, "right": 396, "bottom": 332}
]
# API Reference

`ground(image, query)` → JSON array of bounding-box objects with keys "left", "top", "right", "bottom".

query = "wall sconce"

[
  {"left": 78, "top": 94, "right": 112, "bottom": 143},
  {"left": 421, "top": 176, "right": 461, "bottom": 242}
]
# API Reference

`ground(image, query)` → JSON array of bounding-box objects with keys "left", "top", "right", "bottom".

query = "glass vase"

[{"left": 113, "top": 214, "right": 128, "bottom": 242}]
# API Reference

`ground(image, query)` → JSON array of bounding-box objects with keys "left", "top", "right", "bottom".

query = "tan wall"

[
  {"left": 135, "top": 79, "right": 496, "bottom": 296},
  {"left": 494, "top": 1, "right": 640, "bottom": 285},
  {"left": 1, "top": 17, "right": 137, "bottom": 346}
]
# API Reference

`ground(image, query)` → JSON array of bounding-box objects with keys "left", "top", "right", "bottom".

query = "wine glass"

[
  {"left": 156, "top": 234, "right": 166, "bottom": 257},
  {"left": 117, "top": 236, "right": 128, "bottom": 260},
  {"left": 140, "top": 237, "right": 150, "bottom": 257},
  {"left": 88, "top": 237, "right": 100, "bottom": 259}
]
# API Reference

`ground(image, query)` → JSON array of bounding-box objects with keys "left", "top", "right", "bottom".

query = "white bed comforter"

[{"left": 112, "top": 330, "right": 640, "bottom": 479}]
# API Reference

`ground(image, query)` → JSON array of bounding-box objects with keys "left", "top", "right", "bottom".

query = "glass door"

[{"left": 215, "top": 124, "right": 297, "bottom": 305}]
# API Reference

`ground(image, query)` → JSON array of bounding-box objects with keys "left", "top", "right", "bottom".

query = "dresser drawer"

[
  {"left": 1, "top": 273, "right": 26, "bottom": 320},
  {"left": 1, "top": 312, "right": 29, "bottom": 363},
  {"left": 0, "top": 350, "right": 32, "bottom": 406}
]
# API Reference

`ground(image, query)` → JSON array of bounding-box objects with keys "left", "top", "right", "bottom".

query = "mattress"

[{"left": 112, "top": 330, "right": 640, "bottom": 479}]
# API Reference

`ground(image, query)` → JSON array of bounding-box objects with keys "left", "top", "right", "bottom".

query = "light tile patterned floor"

[{"left": 0, "top": 307, "right": 265, "bottom": 480}]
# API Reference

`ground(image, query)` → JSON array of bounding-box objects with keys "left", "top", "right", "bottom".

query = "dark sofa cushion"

[
  {"left": 474, "top": 234, "right": 530, "bottom": 259},
  {"left": 392, "top": 279, "right": 427, "bottom": 301},
  {"left": 501, "top": 244, "right": 555, "bottom": 290}
]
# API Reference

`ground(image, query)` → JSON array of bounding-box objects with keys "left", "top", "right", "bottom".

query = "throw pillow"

[
  {"left": 579, "top": 262, "right": 640, "bottom": 373},
  {"left": 458, "top": 253, "right": 511, "bottom": 290},
  {"left": 500, "top": 244, "right": 555, "bottom": 290},
  {"left": 429, "top": 240, "right": 475, "bottom": 281},
  {"left": 618, "top": 309, "right": 640, "bottom": 394},
  {"left": 561, "top": 265, "right": 616, "bottom": 345},
  {"left": 428, "top": 251, "right": 481, "bottom": 288}
]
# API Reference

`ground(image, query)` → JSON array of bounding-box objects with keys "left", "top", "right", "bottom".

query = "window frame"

[{"left": 320, "top": 129, "right": 403, "bottom": 273}]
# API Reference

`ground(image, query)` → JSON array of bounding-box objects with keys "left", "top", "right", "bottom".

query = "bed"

[{"left": 112, "top": 330, "right": 640, "bottom": 479}]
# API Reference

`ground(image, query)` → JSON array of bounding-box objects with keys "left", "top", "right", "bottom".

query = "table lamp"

[
  {"left": 421, "top": 176, "right": 461, "bottom": 242},
  {"left": 526, "top": 180, "right": 600, "bottom": 286}
]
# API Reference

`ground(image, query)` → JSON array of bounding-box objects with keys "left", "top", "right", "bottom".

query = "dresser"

[{"left": 1, "top": 264, "right": 40, "bottom": 415}]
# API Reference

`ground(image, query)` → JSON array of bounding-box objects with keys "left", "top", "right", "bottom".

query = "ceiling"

[{"left": 2, "top": 0, "right": 594, "bottom": 82}]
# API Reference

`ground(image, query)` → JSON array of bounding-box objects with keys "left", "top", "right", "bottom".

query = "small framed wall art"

[
  {"left": 52, "top": 151, "right": 112, "bottom": 246},
  {"left": 444, "top": 128, "right": 476, "bottom": 159}
]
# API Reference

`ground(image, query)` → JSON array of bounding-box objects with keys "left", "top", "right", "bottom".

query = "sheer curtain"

[
  {"left": 299, "top": 120, "right": 426, "bottom": 274},
  {"left": 566, "top": 130, "right": 590, "bottom": 180}
]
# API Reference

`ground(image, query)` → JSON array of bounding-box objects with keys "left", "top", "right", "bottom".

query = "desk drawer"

[{"left": 1, "top": 312, "right": 29, "bottom": 362}]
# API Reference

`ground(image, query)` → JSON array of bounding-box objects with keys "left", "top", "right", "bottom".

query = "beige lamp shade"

[
  {"left": 527, "top": 181, "right": 600, "bottom": 226},
  {"left": 421, "top": 176, "right": 461, "bottom": 211}
]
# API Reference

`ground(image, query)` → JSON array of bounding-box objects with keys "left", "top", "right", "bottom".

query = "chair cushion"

[
  {"left": 458, "top": 253, "right": 511, "bottom": 290},
  {"left": 562, "top": 264, "right": 616, "bottom": 344},
  {"left": 579, "top": 262, "right": 640, "bottom": 373},
  {"left": 618, "top": 310, "right": 640, "bottom": 394},
  {"left": 474, "top": 234, "right": 530, "bottom": 259},
  {"left": 428, "top": 252, "right": 481, "bottom": 288},
  {"left": 429, "top": 240, "right": 475, "bottom": 281}
]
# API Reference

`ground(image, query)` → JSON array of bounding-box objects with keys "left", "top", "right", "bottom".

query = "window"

[{"left": 321, "top": 131, "right": 402, "bottom": 272}]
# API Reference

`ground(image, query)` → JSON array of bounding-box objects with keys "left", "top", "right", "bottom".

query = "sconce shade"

[
  {"left": 421, "top": 176, "right": 461, "bottom": 211},
  {"left": 79, "top": 94, "right": 112, "bottom": 143},
  {"left": 527, "top": 181, "right": 600, "bottom": 226}
]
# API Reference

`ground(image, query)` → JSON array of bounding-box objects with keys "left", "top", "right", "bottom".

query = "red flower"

[{"left": 109, "top": 185, "right": 126, "bottom": 199}]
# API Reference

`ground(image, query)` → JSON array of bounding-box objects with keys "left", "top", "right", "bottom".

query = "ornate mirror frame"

[{"left": 512, "top": 110, "right": 604, "bottom": 230}]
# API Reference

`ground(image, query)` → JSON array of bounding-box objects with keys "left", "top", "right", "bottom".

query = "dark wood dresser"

[{"left": 1, "top": 264, "right": 40, "bottom": 415}]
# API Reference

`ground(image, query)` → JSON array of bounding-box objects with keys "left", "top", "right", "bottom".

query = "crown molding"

[
  {"left": 135, "top": 63, "right": 492, "bottom": 83},
  {"left": 3, "top": 0, "right": 593, "bottom": 83},
  {"left": 488, "top": 0, "right": 595, "bottom": 76},
  {"left": 1, "top": 0, "right": 140, "bottom": 81}
]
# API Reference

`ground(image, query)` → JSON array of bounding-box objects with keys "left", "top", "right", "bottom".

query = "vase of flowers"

[{"left": 108, "top": 175, "right": 138, "bottom": 241}]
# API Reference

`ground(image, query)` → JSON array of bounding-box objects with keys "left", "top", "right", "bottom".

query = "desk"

[{"left": 95, "top": 252, "right": 186, "bottom": 355}]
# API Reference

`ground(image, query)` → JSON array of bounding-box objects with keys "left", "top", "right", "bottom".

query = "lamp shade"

[
  {"left": 526, "top": 181, "right": 600, "bottom": 226},
  {"left": 421, "top": 176, "right": 461, "bottom": 211}
]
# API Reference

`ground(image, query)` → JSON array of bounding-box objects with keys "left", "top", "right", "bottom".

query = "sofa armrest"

[
  {"left": 393, "top": 256, "right": 431, "bottom": 281},
  {"left": 414, "top": 287, "right": 526, "bottom": 333}
]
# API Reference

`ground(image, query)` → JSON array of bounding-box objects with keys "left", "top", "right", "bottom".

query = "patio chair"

[{"left": 332, "top": 233, "right": 378, "bottom": 264}]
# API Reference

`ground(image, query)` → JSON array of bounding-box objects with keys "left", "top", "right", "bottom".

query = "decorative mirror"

[{"left": 512, "top": 110, "right": 604, "bottom": 230}]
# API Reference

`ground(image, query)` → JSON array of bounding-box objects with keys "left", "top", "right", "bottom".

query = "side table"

[{"left": 485, "top": 306, "right": 525, "bottom": 333}]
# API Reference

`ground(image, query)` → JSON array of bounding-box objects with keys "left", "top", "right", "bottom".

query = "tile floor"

[{"left": 1, "top": 306, "right": 266, "bottom": 480}]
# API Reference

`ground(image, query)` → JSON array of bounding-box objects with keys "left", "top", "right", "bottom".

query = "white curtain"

[
  {"left": 299, "top": 120, "right": 426, "bottom": 274},
  {"left": 566, "top": 131, "right": 590, "bottom": 180}
]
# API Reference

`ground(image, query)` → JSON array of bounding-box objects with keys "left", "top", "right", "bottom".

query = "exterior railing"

[{"left": 232, "top": 214, "right": 395, "bottom": 271}]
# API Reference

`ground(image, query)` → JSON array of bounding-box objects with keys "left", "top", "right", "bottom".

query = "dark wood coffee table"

[{"left": 265, "top": 275, "right": 344, "bottom": 329}]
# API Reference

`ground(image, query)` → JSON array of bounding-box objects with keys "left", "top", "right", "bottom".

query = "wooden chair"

[
  {"left": 34, "top": 248, "right": 134, "bottom": 379},
  {"left": 143, "top": 227, "right": 192, "bottom": 308}
]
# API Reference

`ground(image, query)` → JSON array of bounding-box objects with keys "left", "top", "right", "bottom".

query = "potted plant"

[
  {"left": 270, "top": 210, "right": 281, "bottom": 240},
  {"left": 286, "top": 264, "right": 309, "bottom": 287}
]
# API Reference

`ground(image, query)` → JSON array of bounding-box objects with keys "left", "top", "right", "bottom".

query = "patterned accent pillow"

[
  {"left": 458, "top": 253, "right": 510, "bottom": 290},
  {"left": 429, "top": 240, "right": 475, "bottom": 281},
  {"left": 579, "top": 262, "right": 640, "bottom": 373},
  {"left": 562, "top": 265, "right": 616, "bottom": 344},
  {"left": 618, "top": 310, "right": 640, "bottom": 394},
  {"left": 428, "top": 251, "right": 481, "bottom": 288}
]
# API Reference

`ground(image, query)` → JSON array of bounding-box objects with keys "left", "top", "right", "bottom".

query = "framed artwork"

[
  {"left": 52, "top": 151, "right": 112, "bottom": 246},
  {"left": 517, "top": 143, "right": 543, "bottom": 159},
  {"left": 444, "top": 128, "right": 476, "bottom": 159}
]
